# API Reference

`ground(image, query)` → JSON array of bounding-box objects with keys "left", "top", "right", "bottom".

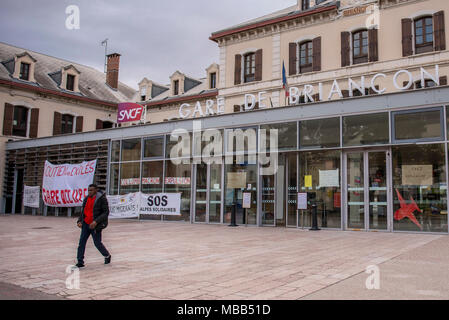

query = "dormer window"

[
  {"left": 210, "top": 72, "right": 217, "bottom": 89},
  {"left": 19, "top": 62, "right": 30, "bottom": 81},
  {"left": 66, "top": 74, "right": 75, "bottom": 91},
  {"left": 174, "top": 80, "right": 179, "bottom": 95},
  {"left": 140, "top": 86, "right": 147, "bottom": 101},
  {"left": 10, "top": 52, "right": 36, "bottom": 82},
  {"left": 301, "top": 0, "right": 310, "bottom": 10}
]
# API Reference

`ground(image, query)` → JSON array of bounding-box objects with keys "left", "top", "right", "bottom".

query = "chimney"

[{"left": 106, "top": 53, "right": 121, "bottom": 90}]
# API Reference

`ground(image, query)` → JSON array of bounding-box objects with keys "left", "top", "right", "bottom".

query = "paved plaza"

[{"left": 0, "top": 215, "right": 448, "bottom": 300}]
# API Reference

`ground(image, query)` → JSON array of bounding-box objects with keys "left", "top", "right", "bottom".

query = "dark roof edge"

[
  {"left": 210, "top": 3, "right": 338, "bottom": 42},
  {"left": 145, "top": 90, "right": 218, "bottom": 108},
  {"left": 0, "top": 78, "right": 118, "bottom": 108}
]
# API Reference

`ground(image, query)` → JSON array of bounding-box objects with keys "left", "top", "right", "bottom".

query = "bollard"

[
  {"left": 229, "top": 202, "right": 238, "bottom": 227},
  {"left": 309, "top": 203, "right": 320, "bottom": 231}
]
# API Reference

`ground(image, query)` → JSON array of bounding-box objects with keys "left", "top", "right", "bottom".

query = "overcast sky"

[{"left": 0, "top": 0, "right": 295, "bottom": 89}]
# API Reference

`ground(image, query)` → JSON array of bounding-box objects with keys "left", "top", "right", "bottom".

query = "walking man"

[{"left": 76, "top": 184, "right": 111, "bottom": 268}]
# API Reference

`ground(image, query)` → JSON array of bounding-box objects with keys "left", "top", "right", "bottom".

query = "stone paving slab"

[{"left": 0, "top": 215, "right": 443, "bottom": 300}]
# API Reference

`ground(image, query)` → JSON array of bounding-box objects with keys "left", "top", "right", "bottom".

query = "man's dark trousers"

[{"left": 77, "top": 221, "right": 110, "bottom": 264}]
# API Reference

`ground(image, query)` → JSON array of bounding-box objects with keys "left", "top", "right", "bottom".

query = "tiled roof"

[{"left": 0, "top": 41, "right": 136, "bottom": 104}]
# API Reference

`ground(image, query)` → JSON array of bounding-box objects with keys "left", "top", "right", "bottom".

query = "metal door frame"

[{"left": 343, "top": 148, "right": 392, "bottom": 231}]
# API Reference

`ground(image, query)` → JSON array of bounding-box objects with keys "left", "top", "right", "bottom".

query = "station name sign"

[{"left": 178, "top": 65, "right": 441, "bottom": 119}]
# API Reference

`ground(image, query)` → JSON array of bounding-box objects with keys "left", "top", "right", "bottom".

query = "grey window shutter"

[
  {"left": 76, "top": 116, "right": 83, "bottom": 133},
  {"left": 402, "top": 18, "right": 413, "bottom": 57},
  {"left": 53, "top": 112, "right": 62, "bottom": 136},
  {"left": 234, "top": 54, "right": 242, "bottom": 85},
  {"left": 341, "top": 32, "right": 350, "bottom": 67},
  {"left": 369, "top": 29, "right": 379, "bottom": 62},
  {"left": 29, "top": 108, "right": 39, "bottom": 138},
  {"left": 96, "top": 119, "right": 104, "bottom": 130},
  {"left": 3, "top": 103, "right": 14, "bottom": 136},
  {"left": 313, "top": 37, "right": 322, "bottom": 71},
  {"left": 289, "top": 43, "right": 297, "bottom": 75},
  {"left": 255, "top": 49, "right": 263, "bottom": 81},
  {"left": 434, "top": 11, "right": 446, "bottom": 51}
]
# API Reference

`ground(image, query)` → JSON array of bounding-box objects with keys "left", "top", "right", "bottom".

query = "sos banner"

[
  {"left": 42, "top": 160, "right": 96, "bottom": 207},
  {"left": 107, "top": 192, "right": 140, "bottom": 219},
  {"left": 117, "top": 103, "right": 144, "bottom": 123},
  {"left": 140, "top": 193, "right": 181, "bottom": 216}
]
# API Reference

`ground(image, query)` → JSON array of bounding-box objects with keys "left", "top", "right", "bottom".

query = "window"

[
  {"left": 301, "top": 0, "right": 310, "bottom": 11},
  {"left": 61, "top": 114, "right": 74, "bottom": 134},
  {"left": 210, "top": 72, "right": 217, "bottom": 89},
  {"left": 352, "top": 30, "right": 369, "bottom": 64},
  {"left": 343, "top": 113, "right": 389, "bottom": 147},
  {"left": 173, "top": 80, "right": 179, "bottom": 95},
  {"left": 121, "top": 138, "right": 142, "bottom": 161},
  {"left": 415, "top": 16, "right": 433, "bottom": 54},
  {"left": 12, "top": 106, "right": 28, "bottom": 137},
  {"left": 244, "top": 52, "right": 256, "bottom": 83},
  {"left": 19, "top": 63, "right": 30, "bottom": 81},
  {"left": 140, "top": 86, "right": 147, "bottom": 101},
  {"left": 300, "top": 118, "right": 340, "bottom": 149},
  {"left": 392, "top": 144, "right": 447, "bottom": 233},
  {"left": 144, "top": 136, "right": 164, "bottom": 159},
  {"left": 260, "top": 122, "right": 297, "bottom": 151},
  {"left": 102, "top": 121, "right": 114, "bottom": 129},
  {"left": 392, "top": 108, "right": 443, "bottom": 142},
  {"left": 299, "top": 41, "right": 313, "bottom": 73},
  {"left": 66, "top": 74, "right": 75, "bottom": 91}
]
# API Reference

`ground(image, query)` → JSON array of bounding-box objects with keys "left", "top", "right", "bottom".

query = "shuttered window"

[
  {"left": 353, "top": 30, "right": 369, "bottom": 64},
  {"left": 61, "top": 114, "right": 74, "bottom": 134},
  {"left": 299, "top": 41, "right": 313, "bottom": 73},
  {"left": 415, "top": 16, "right": 434, "bottom": 54},
  {"left": 12, "top": 106, "right": 28, "bottom": 137},
  {"left": 244, "top": 52, "right": 256, "bottom": 83}
]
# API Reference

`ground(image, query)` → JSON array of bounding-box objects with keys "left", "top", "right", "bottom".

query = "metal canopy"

[{"left": 6, "top": 86, "right": 449, "bottom": 150}]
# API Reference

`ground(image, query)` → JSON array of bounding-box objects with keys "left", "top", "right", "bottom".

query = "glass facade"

[
  {"left": 392, "top": 144, "right": 447, "bottom": 233},
  {"left": 105, "top": 106, "right": 449, "bottom": 234}
]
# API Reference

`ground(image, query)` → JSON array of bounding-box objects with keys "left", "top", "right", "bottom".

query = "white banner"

[
  {"left": 139, "top": 193, "right": 181, "bottom": 216},
  {"left": 23, "top": 186, "right": 40, "bottom": 208},
  {"left": 107, "top": 192, "right": 140, "bottom": 219},
  {"left": 42, "top": 160, "right": 97, "bottom": 207}
]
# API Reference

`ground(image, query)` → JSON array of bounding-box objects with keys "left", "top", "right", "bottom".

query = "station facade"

[{"left": 3, "top": 0, "right": 449, "bottom": 233}]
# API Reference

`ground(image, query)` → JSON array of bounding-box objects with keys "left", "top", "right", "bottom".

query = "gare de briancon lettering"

[{"left": 178, "top": 65, "right": 441, "bottom": 119}]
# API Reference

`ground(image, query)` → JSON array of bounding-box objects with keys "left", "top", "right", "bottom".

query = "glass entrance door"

[
  {"left": 345, "top": 150, "right": 390, "bottom": 231},
  {"left": 194, "top": 164, "right": 222, "bottom": 224}
]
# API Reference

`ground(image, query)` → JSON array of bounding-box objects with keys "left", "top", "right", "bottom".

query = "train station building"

[{"left": 2, "top": 0, "right": 449, "bottom": 233}]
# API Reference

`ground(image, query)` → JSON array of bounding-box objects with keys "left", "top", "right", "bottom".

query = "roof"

[
  {"left": 210, "top": 1, "right": 339, "bottom": 41},
  {"left": 0, "top": 41, "right": 136, "bottom": 105},
  {"left": 139, "top": 72, "right": 218, "bottom": 107}
]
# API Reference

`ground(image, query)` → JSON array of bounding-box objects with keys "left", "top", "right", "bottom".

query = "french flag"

[{"left": 282, "top": 61, "right": 289, "bottom": 97}]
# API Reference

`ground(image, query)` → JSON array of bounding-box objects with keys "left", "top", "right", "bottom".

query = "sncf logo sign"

[{"left": 117, "top": 103, "right": 144, "bottom": 123}]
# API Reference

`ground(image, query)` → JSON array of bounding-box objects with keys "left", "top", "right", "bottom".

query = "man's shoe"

[
  {"left": 75, "top": 262, "right": 85, "bottom": 268},
  {"left": 104, "top": 255, "right": 111, "bottom": 265}
]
